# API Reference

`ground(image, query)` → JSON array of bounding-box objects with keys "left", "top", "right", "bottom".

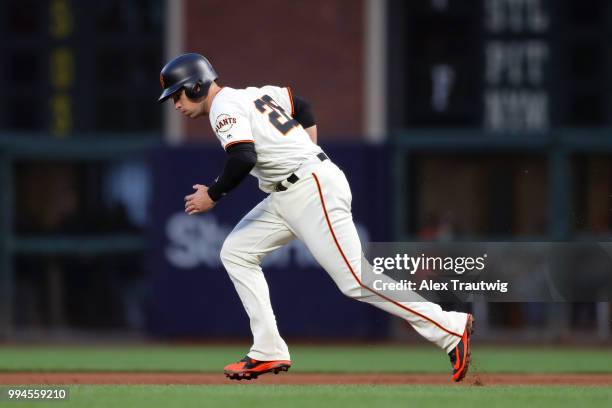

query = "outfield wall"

[{"left": 148, "top": 144, "right": 391, "bottom": 338}]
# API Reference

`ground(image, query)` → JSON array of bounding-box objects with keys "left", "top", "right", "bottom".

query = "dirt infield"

[{"left": 0, "top": 372, "right": 611, "bottom": 386}]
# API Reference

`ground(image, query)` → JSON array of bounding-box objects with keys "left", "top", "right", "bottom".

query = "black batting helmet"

[{"left": 158, "top": 53, "right": 218, "bottom": 102}]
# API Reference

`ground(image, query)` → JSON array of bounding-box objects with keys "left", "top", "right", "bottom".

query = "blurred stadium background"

[{"left": 0, "top": 0, "right": 611, "bottom": 348}]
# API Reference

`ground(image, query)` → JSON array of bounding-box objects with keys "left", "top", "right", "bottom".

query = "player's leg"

[
  {"left": 220, "top": 196, "right": 295, "bottom": 362},
  {"left": 275, "top": 161, "right": 468, "bottom": 353}
]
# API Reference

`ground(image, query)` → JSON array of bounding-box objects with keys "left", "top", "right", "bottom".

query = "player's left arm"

[
  {"left": 303, "top": 124, "right": 317, "bottom": 144},
  {"left": 184, "top": 142, "right": 257, "bottom": 214},
  {"left": 290, "top": 92, "right": 317, "bottom": 144}
]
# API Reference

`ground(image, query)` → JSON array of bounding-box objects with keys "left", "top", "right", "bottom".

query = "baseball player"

[{"left": 158, "top": 53, "right": 474, "bottom": 382}]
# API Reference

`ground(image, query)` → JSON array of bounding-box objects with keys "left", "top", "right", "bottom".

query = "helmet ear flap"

[{"left": 185, "top": 80, "right": 210, "bottom": 100}]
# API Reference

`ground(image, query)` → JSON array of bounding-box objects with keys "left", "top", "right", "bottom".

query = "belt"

[{"left": 274, "top": 152, "right": 329, "bottom": 192}]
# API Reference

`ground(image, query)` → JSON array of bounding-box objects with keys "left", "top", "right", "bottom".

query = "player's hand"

[{"left": 184, "top": 184, "right": 216, "bottom": 215}]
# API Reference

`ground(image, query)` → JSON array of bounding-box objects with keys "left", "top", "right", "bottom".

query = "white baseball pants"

[{"left": 220, "top": 160, "right": 469, "bottom": 361}]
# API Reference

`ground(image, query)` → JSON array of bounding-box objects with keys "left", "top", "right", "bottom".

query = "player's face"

[{"left": 172, "top": 90, "right": 205, "bottom": 118}]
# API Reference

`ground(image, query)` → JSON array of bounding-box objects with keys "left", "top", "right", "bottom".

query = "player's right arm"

[
  {"left": 207, "top": 142, "right": 257, "bottom": 201},
  {"left": 205, "top": 94, "right": 258, "bottom": 202},
  {"left": 184, "top": 142, "right": 256, "bottom": 214}
]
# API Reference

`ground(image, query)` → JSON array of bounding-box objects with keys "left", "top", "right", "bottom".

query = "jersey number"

[{"left": 254, "top": 95, "right": 299, "bottom": 135}]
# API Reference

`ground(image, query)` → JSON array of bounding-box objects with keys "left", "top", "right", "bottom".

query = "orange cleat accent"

[
  {"left": 449, "top": 314, "right": 474, "bottom": 382},
  {"left": 224, "top": 356, "right": 291, "bottom": 380}
]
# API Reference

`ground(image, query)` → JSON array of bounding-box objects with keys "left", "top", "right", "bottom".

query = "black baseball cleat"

[
  {"left": 449, "top": 314, "right": 474, "bottom": 382},
  {"left": 224, "top": 356, "right": 291, "bottom": 380}
]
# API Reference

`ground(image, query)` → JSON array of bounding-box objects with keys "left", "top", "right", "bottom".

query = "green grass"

[
  {"left": 0, "top": 345, "right": 611, "bottom": 373},
  {"left": 3, "top": 385, "right": 611, "bottom": 408},
  {"left": 1, "top": 345, "right": 610, "bottom": 408}
]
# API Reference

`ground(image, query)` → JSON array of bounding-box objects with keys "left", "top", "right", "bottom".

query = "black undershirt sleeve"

[
  {"left": 292, "top": 95, "right": 316, "bottom": 128},
  {"left": 207, "top": 142, "right": 257, "bottom": 202}
]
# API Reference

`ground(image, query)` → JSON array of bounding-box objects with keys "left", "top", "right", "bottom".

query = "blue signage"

[{"left": 147, "top": 144, "right": 390, "bottom": 339}]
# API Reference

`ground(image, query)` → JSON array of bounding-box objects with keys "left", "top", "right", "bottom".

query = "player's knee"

[
  {"left": 337, "top": 282, "right": 363, "bottom": 299},
  {"left": 220, "top": 234, "right": 256, "bottom": 268},
  {"left": 220, "top": 235, "right": 239, "bottom": 266}
]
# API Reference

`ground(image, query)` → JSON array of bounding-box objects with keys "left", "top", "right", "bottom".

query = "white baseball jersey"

[{"left": 209, "top": 86, "right": 323, "bottom": 192}]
